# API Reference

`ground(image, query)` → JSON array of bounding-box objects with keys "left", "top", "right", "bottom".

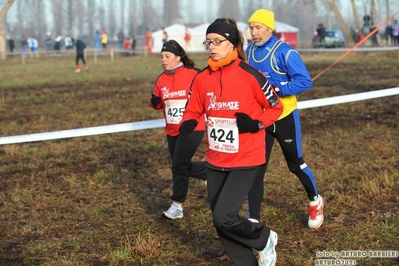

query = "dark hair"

[
  {"left": 162, "top": 39, "right": 195, "bottom": 69},
  {"left": 213, "top": 17, "right": 246, "bottom": 61}
]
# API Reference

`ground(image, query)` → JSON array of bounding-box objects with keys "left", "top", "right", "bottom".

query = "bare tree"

[
  {"left": 14, "top": 0, "right": 27, "bottom": 38},
  {"left": 128, "top": 0, "right": 138, "bottom": 36},
  {"left": 120, "top": 0, "right": 125, "bottom": 31},
  {"left": 35, "top": 0, "right": 47, "bottom": 43},
  {"left": 371, "top": 0, "right": 377, "bottom": 25},
  {"left": 351, "top": 0, "right": 361, "bottom": 30},
  {"left": 292, "top": 0, "right": 315, "bottom": 42},
  {"left": 50, "top": 0, "right": 76, "bottom": 36},
  {"left": 11, "top": 0, "right": 44, "bottom": 42},
  {"left": 242, "top": 0, "right": 258, "bottom": 22},
  {"left": 97, "top": 0, "right": 106, "bottom": 31},
  {"left": 328, "top": 0, "right": 352, "bottom": 44},
  {"left": 218, "top": 0, "right": 241, "bottom": 20},
  {"left": 108, "top": 1, "right": 116, "bottom": 40},
  {"left": 163, "top": 0, "right": 181, "bottom": 26},
  {"left": 75, "top": 1, "right": 85, "bottom": 38},
  {"left": 52, "top": 0, "right": 65, "bottom": 36},
  {"left": 271, "top": 0, "right": 292, "bottom": 22},
  {"left": 385, "top": 0, "right": 390, "bottom": 20},
  {"left": 86, "top": 0, "right": 96, "bottom": 40},
  {"left": 142, "top": 1, "right": 158, "bottom": 31},
  {"left": 0, "top": 0, "right": 15, "bottom": 60},
  {"left": 205, "top": 0, "right": 217, "bottom": 22},
  {"left": 65, "top": 0, "right": 76, "bottom": 33}
]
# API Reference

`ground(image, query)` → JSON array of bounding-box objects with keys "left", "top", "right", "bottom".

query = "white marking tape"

[
  {"left": 298, "top": 87, "right": 399, "bottom": 109},
  {"left": 0, "top": 119, "right": 166, "bottom": 145},
  {"left": 297, "top": 46, "right": 399, "bottom": 53},
  {"left": 1, "top": 87, "right": 398, "bottom": 145}
]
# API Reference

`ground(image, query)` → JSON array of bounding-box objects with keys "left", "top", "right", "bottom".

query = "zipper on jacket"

[{"left": 219, "top": 69, "right": 223, "bottom": 97}]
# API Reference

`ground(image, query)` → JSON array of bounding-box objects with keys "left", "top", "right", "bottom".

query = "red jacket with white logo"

[
  {"left": 181, "top": 59, "right": 283, "bottom": 168},
  {"left": 150, "top": 66, "right": 206, "bottom": 136}
]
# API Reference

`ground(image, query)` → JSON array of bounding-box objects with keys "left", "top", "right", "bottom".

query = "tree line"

[{"left": 0, "top": 0, "right": 396, "bottom": 60}]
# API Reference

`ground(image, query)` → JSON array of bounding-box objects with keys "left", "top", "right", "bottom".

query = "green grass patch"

[{"left": 1, "top": 51, "right": 399, "bottom": 265}]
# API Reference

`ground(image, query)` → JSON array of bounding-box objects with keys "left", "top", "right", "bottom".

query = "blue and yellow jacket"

[{"left": 246, "top": 36, "right": 313, "bottom": 119}]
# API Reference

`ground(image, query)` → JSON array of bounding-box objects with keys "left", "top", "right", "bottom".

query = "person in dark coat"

[
  {"left": 8, "top": 36, "right": 15, "bottom": 53},
  {"left": 45, "top": 32, "right": 53, "bottom": 56},
  {"left": 131, "top": 35, "right": 136, "bottom": 55},
  {"left": 385, "top": 21, "right": 393, "bottom": 46},
  {"left": 316, "top": 23, "right": 326, "bottom": 47},
  {"left": 74, "top": 37, "right": 88, "bottom": 73}
]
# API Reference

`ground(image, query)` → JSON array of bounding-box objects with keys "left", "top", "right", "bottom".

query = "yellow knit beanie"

[{"left": 248, "top": 9, "right": 275, "bottom": 30}]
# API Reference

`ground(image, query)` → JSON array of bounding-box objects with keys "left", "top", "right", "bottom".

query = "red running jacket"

[
  {"left": 182, "top": 59, "right": 283, "bottom": 168},
  {"left": 150, "top": 66, "right": 206, "bottom": 136}
]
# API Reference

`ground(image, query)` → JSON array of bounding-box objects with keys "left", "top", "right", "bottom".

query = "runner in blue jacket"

[{"left": 245, "top": 9, "right": 324, "bottom": 229}]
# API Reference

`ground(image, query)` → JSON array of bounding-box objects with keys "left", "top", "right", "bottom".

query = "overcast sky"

[
  {"left": 3, "top": 0, "right": 399, "bottom": 42},
  {"left": 5, "top": 0, "right": 399, "bottom": 25}
]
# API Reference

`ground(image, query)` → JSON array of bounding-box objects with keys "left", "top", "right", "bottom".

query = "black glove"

[
  {"left": 179, "top": 119, "right": 198, "bottom": 136},
  {"left": 150, "top": 96, "right": 161, "bottom": 106},
  {"left": 235, "top": 112, "right": 260, "bottom": 133}
]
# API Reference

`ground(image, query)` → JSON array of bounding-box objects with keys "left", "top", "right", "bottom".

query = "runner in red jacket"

[
  {"left": 150, "top": 40, "right": 207, "bottom": 220},
  {"left": 179, "top": 18, "right": 282, "bottom": 266}
]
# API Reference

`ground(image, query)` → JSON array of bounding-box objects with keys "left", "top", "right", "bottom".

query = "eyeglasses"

[{"left": 202, "top": 39, "right": 228, "bottom": 47}]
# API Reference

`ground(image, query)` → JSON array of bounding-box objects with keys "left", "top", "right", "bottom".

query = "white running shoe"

[
  {"left": 248, "top": 218, "right": 259, "bottom": 223},
  {"left": 163, "top": 202, "right": 183, "bottom": 220},
  {"left": 308, "top": 194, "right": 324, "bottom": 229},
  {"left": 258, "top": 230, "right": 278, "bottom": 266},
  {"left": 74, "top": 69, "right": 81, "bottom": 73}
]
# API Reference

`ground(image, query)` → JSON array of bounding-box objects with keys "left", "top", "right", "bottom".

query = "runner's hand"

[
  {"left": 150, "top": 96, "right": 161, "bottom": 106},
  {"left": 179, "top": 119, "right": 198, "bottom": 136},
  {"left": 235, "top": 112, "right": 259, "bottom": 133}
]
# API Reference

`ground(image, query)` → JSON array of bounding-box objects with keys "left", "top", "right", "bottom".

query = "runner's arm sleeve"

[
  {"left": 276, "top": 50, "right": 313, "bottom": 96},
  {"left": 254, "top": 80, "right": 283, "bottom": 127}
]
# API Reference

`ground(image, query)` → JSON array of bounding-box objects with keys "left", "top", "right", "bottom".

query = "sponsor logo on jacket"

[
  {"left": 161, "top": 87, "right": 186, "bottom": 99},
  {"left": 207, "top": 92, "right": 239, "bottom": 110}
]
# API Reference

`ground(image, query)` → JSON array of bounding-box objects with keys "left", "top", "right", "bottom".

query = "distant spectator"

[
  {"left": 317, "top": 23, "right": 326, "bottom": 47},
  {"left": 162, "top": 27, "right": 168, "bottom": 43},
  {"left": 54, "top": 33, "right": 62, "bottom": 54},
  {"left": 184, "top": 27, "right": 191, "bottom": 51},
  {"left": 8, "top": 36, "right": 15, "bottom": 53},
  {"left": 312, "top": 29, "right": 321, "bottom": 49},
  {"left": 45, "top": 32, "right": 53, "bottom": 56},
  {"left": 369, "top": 23, "right": 378, "bottom": 46},
  {"left": 74, "top": 37, "right": 88, "bottom": 73},
  {"left": 28, "top": 37, "right": 39, "bottom": 57},
  {"left": 392, "top": 20, "right": 399, "bottom": 46},
  {"left": 27, "top": 37, "right": 33, "bottom": 52},
  {"left": 117, "top": 29, "right": 125, "bottom": 50},
  {"left": 65, "top": 34, "right": 74, "bottom": 51},
  {"left": 32, "top": 38, "right": 39, "bottom": 56},
  {"left": 101, "top": 29, "right": 108, "bottom": 50},
  {"left": 312, "top": 29, "right": 321, "bottom": 56},
  {"left": 353, "top": 28, "right": 365, "bottom": 46},
  {"left": 123, "top": 37, "right": 131, "bottom": 56},
  {"left": 21, "top": 36, "right": 28, "bottom": 57},
  {"left": 94, "top": 30, "right": 101, "bottom": 53},
  {"left": 145, "top": 28, "right": 152, "bottom": 52},
  {"left": 385, "top": 21, "right": 393, "bottom": 46},
  {"left": 131, "top": 35, "right": 136, "bottom": 55}
]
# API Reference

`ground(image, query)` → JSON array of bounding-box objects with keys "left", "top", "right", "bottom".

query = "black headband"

[
  {"left": 206, "top": 21, "right": 238, "bottom": 45},
  {"left": 161, "top": 43, "right": 181, "bottom": 56}
]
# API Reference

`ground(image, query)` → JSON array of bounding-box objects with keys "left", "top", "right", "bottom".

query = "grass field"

[{"left": 1, "top": 50, "right": 399, "bottom": 266}]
